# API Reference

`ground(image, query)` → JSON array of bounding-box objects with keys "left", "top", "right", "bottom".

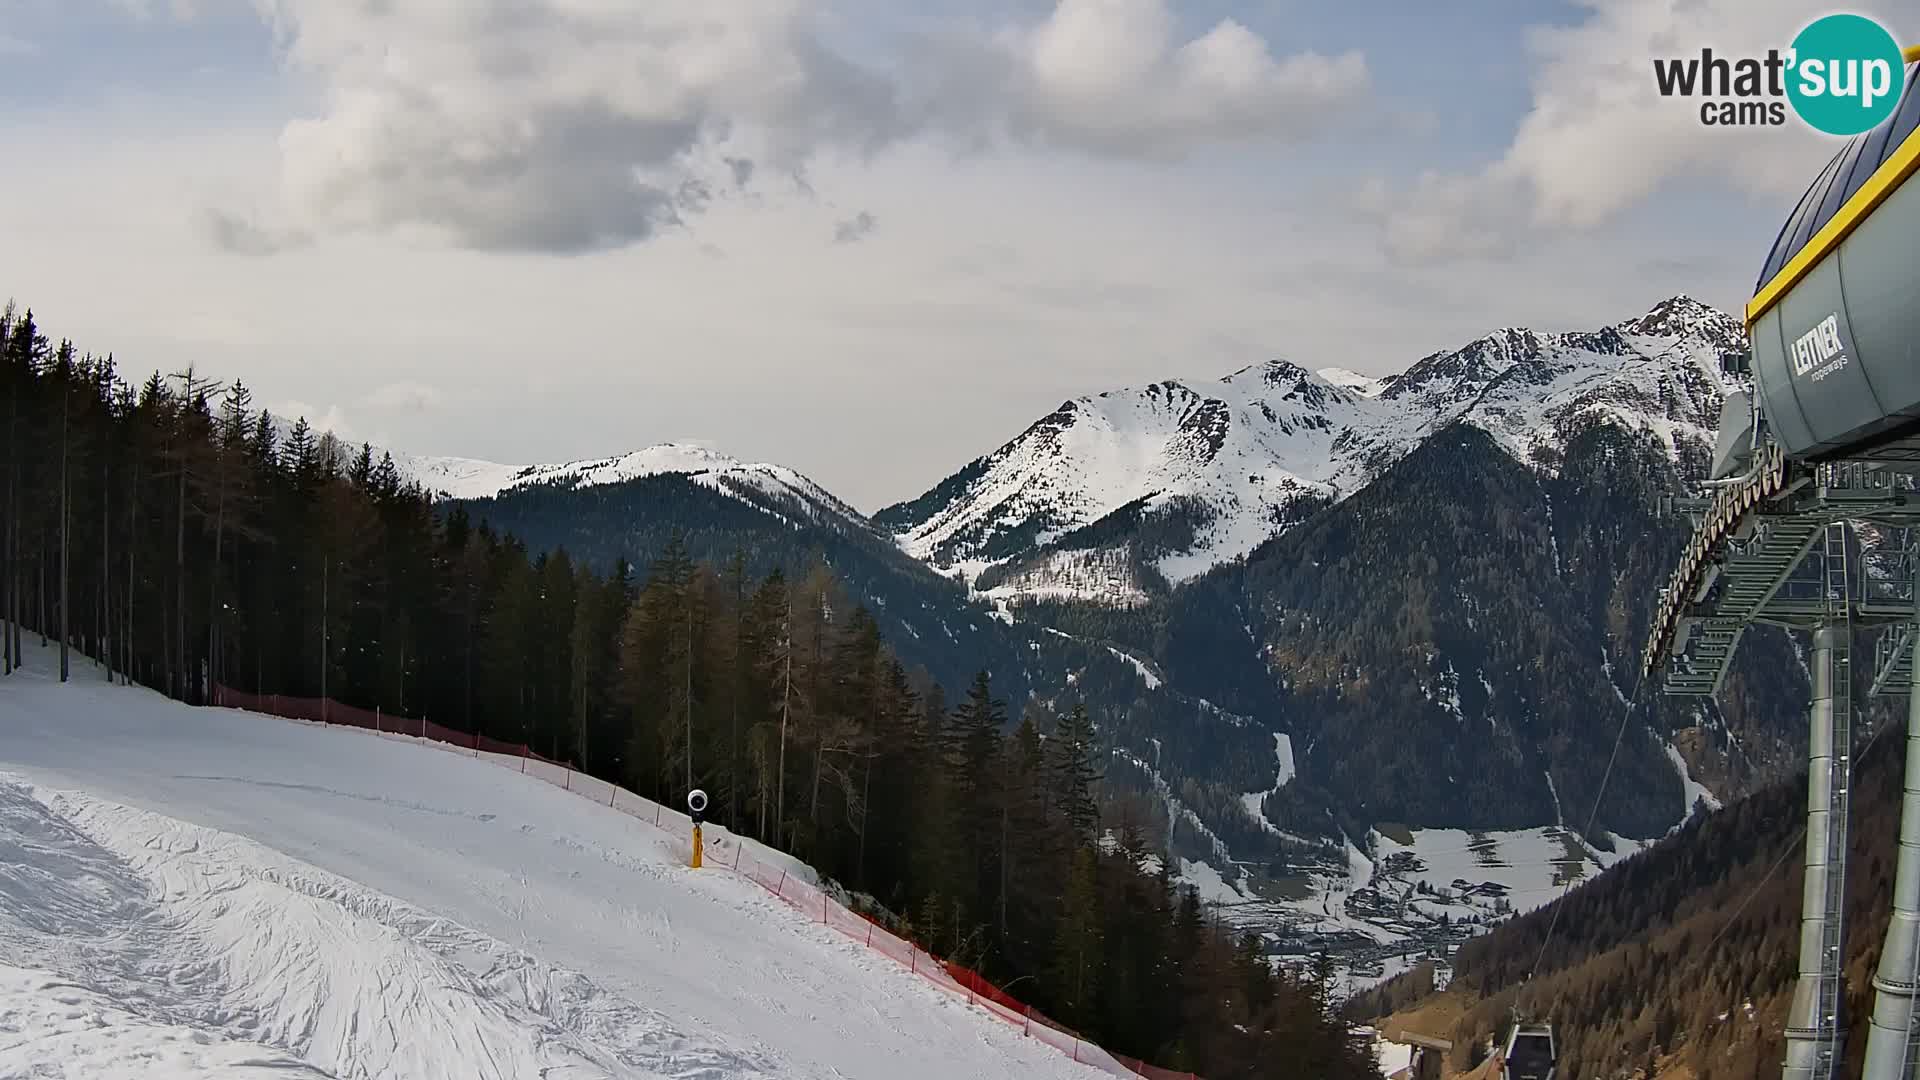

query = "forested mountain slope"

[{"left": 1155, "top": 421, "right": 1806, "bottom": 839}]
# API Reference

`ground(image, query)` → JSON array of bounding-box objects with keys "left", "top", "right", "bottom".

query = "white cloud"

[
  {"left": 363, "top": 381, "right": 445, "bottom": 415},
  {"left": 1359, "top": 0, "right": 1877, "bottom": 262},
  {"left": 990, "top": 0, "right": 1370, "bottom": 154},
  {"left": 273, "top": 399, "right": 357, "bottom": 443},
  {"left": 1497, "top": 0, "right": 1840, "bottom": 228},
  {"left": 174, "top": 0, "right": 1369, "bottom": 253}
]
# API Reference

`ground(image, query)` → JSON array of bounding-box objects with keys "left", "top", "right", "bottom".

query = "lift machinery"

[{"left": 1642, "top": 50, "right": 1920, "bottom": 1080}]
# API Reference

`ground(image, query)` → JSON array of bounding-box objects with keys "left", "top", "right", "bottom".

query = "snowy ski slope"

[{"left": 0, "top": 643, "right": 1107, "bottom": 1080}]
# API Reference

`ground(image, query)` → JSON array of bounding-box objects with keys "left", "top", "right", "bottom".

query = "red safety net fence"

[
  {"left": 209, "top": 684, "right": 1199, "bottom": 1080},
  {"left": 211, "top": 685, "right": 573, "bottom": 768}
]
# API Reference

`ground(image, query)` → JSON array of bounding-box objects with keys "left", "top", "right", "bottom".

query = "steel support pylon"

[
  {"left": 1863, "top": 622, "right": 1920, "bottom": 1080},
  {"left": 1786, "top": 523, "right": 1856, "bottom": 1080}
]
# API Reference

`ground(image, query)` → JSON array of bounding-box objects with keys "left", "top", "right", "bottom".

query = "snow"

[
  {"left": 1371, "top": 1034, "right": 1415, "bottom": 1077},
  {"left": 1106, "top": 647, "right": 1162, "bottom": 689},
  {"left": 0, "top": 643, "right": 1108, "bottom": 1080},
  {"left": 1238, "top": 733, "right": 1295, "bottom": 835},
  {"left": 378, "top": 440, "right": 865, "bottom": 528},
  {"left": 1370, "top": 826, "right": 1600, "bottom": 916},
  {"left": 1272, "top": 733, "right": 1296, "bottom": 787},
  {"left": 1174, "top": 858, "right": 1250, "bottom": 906},
  {"left": 1317, "top": 367, "right": 1388, "bottom": 398},
  {"left": 888, "top": 298, "right": 1737, "bottom": 600},
  {"left": 1666, "top": 741, "right": 1724, "bottom": 819}
]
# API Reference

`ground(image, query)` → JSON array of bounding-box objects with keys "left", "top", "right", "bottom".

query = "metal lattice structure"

[{"left": 1643, "top": 463, "right": 1920, "bottom": 1080}]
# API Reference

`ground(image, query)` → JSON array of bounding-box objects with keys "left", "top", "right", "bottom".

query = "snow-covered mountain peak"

[
  {"left": 368, "top": 441, "right": 866, "bottom": 528},
  {"left": 1620, "top": 294, "right": 1731, "bottom": 339},
  {"left": 882, "top": 297, "right": 1740, "bottom": 601},
  {"left": 1316, "top": 368, "right": 1387, "bottom": 398}
]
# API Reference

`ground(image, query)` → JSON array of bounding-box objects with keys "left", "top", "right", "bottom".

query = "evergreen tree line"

[{"left": 0, "top": 305, "right": 1379, "bottom": 1078}]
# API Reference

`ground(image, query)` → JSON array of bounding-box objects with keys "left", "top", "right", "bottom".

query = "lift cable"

[{"left": 1521, "top": 660, "right": 1652, "bottom": 1015}]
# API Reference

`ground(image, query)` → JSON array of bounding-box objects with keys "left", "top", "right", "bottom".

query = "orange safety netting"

[{"left": 209, "top": 684, "right": 1201, "bottom": 1080}]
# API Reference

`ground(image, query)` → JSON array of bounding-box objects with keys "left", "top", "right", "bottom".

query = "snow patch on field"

[
  {"left": 1175, "top": 858, "right": 1250, "bottom": 906},
  {"left": 1370, "top": 826, "right": 1594, "bottom": 915}
]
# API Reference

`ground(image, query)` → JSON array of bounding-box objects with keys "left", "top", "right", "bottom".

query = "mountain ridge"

[{"left": 876, "top": 294, "right": 1741, "bottom": 605}]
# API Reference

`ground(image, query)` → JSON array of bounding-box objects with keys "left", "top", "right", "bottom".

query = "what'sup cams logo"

[{"left": 1653, "top": 13, "right": 1907, "bottom": 135}]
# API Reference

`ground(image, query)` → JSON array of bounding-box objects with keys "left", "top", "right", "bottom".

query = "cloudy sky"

[{"left": 0, "top": 0, "right": 1905, "bottom": 508}]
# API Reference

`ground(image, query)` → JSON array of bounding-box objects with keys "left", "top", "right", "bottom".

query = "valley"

[{"left": 357, "top": 295, "right": 1796, "bottom": 976}]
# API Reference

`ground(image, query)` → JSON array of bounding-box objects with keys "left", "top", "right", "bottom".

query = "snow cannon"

[
  {"left": 1731, "top": 57, "right": 1920, "bottom": 472},
  {"left": 687, "top": 789, "right": 708, "bottom": 869}
]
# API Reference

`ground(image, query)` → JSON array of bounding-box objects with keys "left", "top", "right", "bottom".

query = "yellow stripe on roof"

[{"left": 1748, "top": 65, "right": 1920, "bottom": 327}]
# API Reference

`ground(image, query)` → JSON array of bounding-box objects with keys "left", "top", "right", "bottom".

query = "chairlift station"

[{"left": 1641, "top": 52, "right": 1920, "bottom": 1080}]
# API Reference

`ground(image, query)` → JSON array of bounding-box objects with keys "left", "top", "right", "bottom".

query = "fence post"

[
  {"left": 777, "top": 870, "right": 786, "bottom": 897},
  {"left": 608, "top": 784, "right": 616, "bottom": 807},
  {"left": 520, "top": 744, "right": 527, "bottom": 774},
  {"left": 732, "top": 843, "right": 743, "bottom": 871},
  {"left": 564, "top": 768, "right": 572, "bottom": 791},
  {"left": 1072, "top": 1040, "right": 1080, "bottom": 1064},
  {"left": 866, "top": 921, "right": 873, "bottom": 947},
  {"left": 823, "top": 894, "right": 828, "bottom": 924},
  {"left": 375, "top": 706, "right": 382, "bottom": 734},
  {"left": 1023, "top": 1009, "right": 1031, "bottom": 1036}
]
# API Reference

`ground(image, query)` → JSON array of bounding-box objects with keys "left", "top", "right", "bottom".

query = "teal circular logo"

[{"left": 1786, "top": 14, "right": 1907, "bottom": 136}]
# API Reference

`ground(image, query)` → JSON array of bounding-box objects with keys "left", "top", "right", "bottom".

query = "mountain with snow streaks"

[
  {"left": 396, "top": 443, "right": 865, "bottom": 524},
  {"left": 877, "top": 296, "right": 1740, "bottom": 603}
]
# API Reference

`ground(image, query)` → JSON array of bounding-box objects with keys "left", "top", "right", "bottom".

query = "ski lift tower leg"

[
  {"left": 1785, "top": 618, "right": 1852, "bottom": 1080},
  {"left": 1863, "top": 621, "right": 1920, "bottom": 1080}
]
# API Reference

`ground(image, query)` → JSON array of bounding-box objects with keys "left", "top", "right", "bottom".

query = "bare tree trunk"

[
  {"left": 206, "top": 459, "right": 224, "bottom": 696},
  {"left": 175, "top": 462, "right": 186, "bottom": 700},
  {"left": 858, "top": 748, "right": 873, "bottom": 890},
  {"left": 684, "top": 602, "right": 693, "bottom": 796},
  {"left": 810, "top": 748, "right": 822, "bottom": 827},
  {"left": 125, "top": 477, "right": 136, "bottom": 687},
  {"left": 58, "top": 378, "right": 69, "bottom": 682},
  {"left": 776, "top": 593, "right": 792, "bottom": 849},
  {"left": 100, "top": 457, "right": 110, "bottom": 679},
  {"left": 2, "top": 445, "right": 11, "bottom": 676},
  {"left": 320, "top": 559, "right": 328, "bottom": 714},
  {"left": 729, "top": 563, "right": 743, "bottom": 830}
]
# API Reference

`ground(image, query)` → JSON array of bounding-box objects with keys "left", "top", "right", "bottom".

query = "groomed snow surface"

[{"left": 0, "top": 643, "right": 1109, "bottom": 1080}]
